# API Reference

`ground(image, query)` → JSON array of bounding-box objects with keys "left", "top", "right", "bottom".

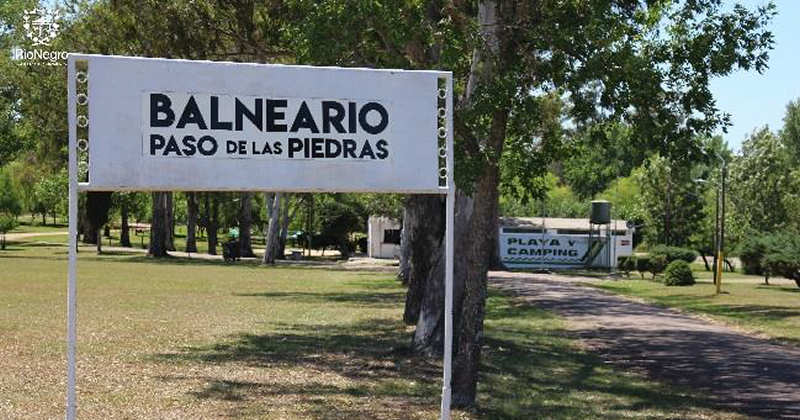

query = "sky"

[{"left": 710, "top": 0, "right": 799, "bottom": 152}]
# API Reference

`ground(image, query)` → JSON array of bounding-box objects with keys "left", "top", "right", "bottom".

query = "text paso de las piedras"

[{"left": 144, "top": 93, "right": 392, "bottom": 160}]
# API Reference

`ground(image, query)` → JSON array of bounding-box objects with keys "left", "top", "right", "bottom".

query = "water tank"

[{"left": 590, "top": 200, "right": 611, "bottom": 224}]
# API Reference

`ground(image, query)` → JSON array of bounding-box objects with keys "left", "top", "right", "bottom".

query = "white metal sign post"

[{"left": 66, "top": 54, "right": 454, "bottom": 420}]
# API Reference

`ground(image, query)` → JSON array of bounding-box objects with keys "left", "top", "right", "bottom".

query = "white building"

[
  {"left": 499, "top": 217, "right": 634, "bottom": 269},
  {"left": 367, "top": 216, "right": 402, "bottom": 259}
]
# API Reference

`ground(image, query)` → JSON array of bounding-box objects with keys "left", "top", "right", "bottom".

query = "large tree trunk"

[
  {"left": 82, "top": 221, "right": 98, "bottom": 245},
  {"left": 403, "top": 195, "right": 445, "bottom": 325},
  {"left": 82, "top": 201, "right": 98, "bottom": 245},
  {"left": 185, "top": 192, "right": 198, "bottom": 253},
  {"left": 148, "top": 192, "right": 169, "bottom": 257},
  {"left": 120, "top": 204, "right": 131, "bottom": 247},
  {"left": 238, "top": 192, "right": 255, "bottom": 257},
  {"left": 453, "top": 1, "right": 510, "bottom": 407},
  {"left": 263, "top": 192, "right": 282, "bottom": 264},
  {"left": 165, "top": 192, "right": 175, "bottom": 251},
  {"left": 276, "top": 193, "right": 292, "bottom": 259},
  {"left": 206, "top": 193, "right": 218, "bottom": 255},
  {"left": 398, "top": 206, "right": 412, "bottom": 283}
]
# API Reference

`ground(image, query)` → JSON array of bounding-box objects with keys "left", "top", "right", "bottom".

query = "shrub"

[
  {"left": 617, "top": 256, "right": 637, "bottom": 277},
  {"left": 761, "top": 231, "right": 800, "bottom": 288},
  {"left": 636, "top": 255, "right": 651, "bottom": 279},
  {"left": 739, "top": 234, "right": 769, "bottom": 275},
  {"left": 649, "top": 245, "right": 698, "bottom": 264},
  {"left": 649, "top": 255, "right": 668, "bottom": 279},
  {"left": 663, "top": 260, "right": 695, "bottom": 286}
]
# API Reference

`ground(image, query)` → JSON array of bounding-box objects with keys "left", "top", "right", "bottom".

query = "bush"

[
  {"left": 636, "top": 255, "right": 667, "bottom": 279},
  {"left": 739, "top": 234, "right": 769, "bottom": 275},
  {"left": 663, "top": 260, "right": 695, "bottom": 286},
  {"left": 649, "top": 255, "right": 668, "bottom": 279},
  {"left": 617, "top": 256, "right": 637, "bottom": 277},
  {"left": 761, "top": 232, "right": 800, "bottom": 288},
  {"left": 636, "top": 255, "right": 651, "bottom": 279},
  {"left": 649, "top": 245, "right": 698, "bottom": 264}
]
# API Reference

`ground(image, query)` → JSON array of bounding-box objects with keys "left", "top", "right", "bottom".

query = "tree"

[
  {"left": 86, "top": 192, "right": 112, "bottom": 254},
  {"left": 33, "top": 169, "right": 68, "bottom": 225},
  {"left": 561, "top": 123, "right": 645, "bottom": 200},
  {"left": 0, "top": 168, "right": 21, "bottom": 250},
  {"left": 263, "top": 192, "right": 281, "bottom": 264},
  {"left": 185, "top": 192, "right": 199, "bottom": 253},
  {"left": 780, "top": 99, "right": 800, "bottom": 166},
  {"left": 148, "top": 192, "right": 169, "bottom": 257},
  {"left": 238, "top": 192, "right": 255, "bottom": 257},
  {"left": 0, "top": 168, "right": 21, "bottom": 217},
  {"left": 113, "top": 192, "right": 147, "bottom": 248},
  {"left": 637, "top": 155, "right": 705, "bottom": 247},
  {"left": 317, "top": 198, "right": 362, "bottom": 260},
  {"left": 729, "top": 128, "right": 794, "bottom": 233}
]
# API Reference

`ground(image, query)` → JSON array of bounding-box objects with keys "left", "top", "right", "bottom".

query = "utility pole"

[
  {"left": 713, "top": 185, "right": 719, "bottom": 285},
  {"left": 665, "top": 165, "right": 672, "bottom": 246},
  {"left": 717, "top": 163, "right": 727, "bottom": 294}
]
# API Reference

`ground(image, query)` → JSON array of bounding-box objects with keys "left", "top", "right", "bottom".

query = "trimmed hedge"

[
  {"left": 739, "top": 234, "right": 769, "bottom": 275},
  {"left": 649, "top": 245, "right": 698, "bottom": 264},
  {"left": 637, "top": 255, "right": 667, "bottom": 279},
  {"left": 617, "top": 256, "right": 637, "bottom": 277},
  {"left": 663, "top": 260, "right": 695, "bottom": 286}
]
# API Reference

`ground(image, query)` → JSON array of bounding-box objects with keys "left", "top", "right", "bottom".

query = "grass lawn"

[
  {"left": 8, "top": 219, "right": 69, "bottom": 234},
  {"left": 0, "top": 242, "right": 745, "bottom": 419},
  {"left": 590, "top": 267, "right": 800, "bottom": 345}
]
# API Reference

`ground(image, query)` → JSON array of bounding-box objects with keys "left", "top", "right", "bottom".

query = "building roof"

[{"left": 499, "top": 217, "right": 630, "bottom": 231}]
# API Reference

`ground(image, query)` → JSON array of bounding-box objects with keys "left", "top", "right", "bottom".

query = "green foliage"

[
  {"left": 0, "top": 213, "right": 18, "bottom": 234},
  {"left": 637, "top": 155, "right": 706, "bottom": 247},
  {"left": 729, "top": 128, "right": 795, "bottom": 232},
  {"left": 649, "top": 255, "right": 668, "bottom": 279},
  {"left": 318, "top": 198, "right": 363, "bottom": 257},
  {"left": 562, "top": 123, "right": 646, "bottom": 200},
  {"left": 597, "top": 170, "right": 644, "bottom": 223},
  {"left": 781, "top": 99, "right": 800, "bottom": 166},
  {"left": 738, "top": 233, "right": 770, "bottom": 276},
  {"left": 761, "top": 232, "right": 800, "bottom": 287},
  {"left": 500, "top": 173, "right": 587, "bottom": 218},
  {"left": 649, "top": 245, "right": 698, "bottom": 265},
  {"left": 32, "top": 169, "right": 68, "bottom": 223},
  {"left": 617, "top": 256, "right": 637, "bottom": 277},
  {"left": 635, "top": 256, "right": 650, "bottom": 280},
  {"left": 638, "top": 254, "right": 668, "bottom": 280},
  {"left": 359, "top": 193, "right": 404, "bottom": 221},
  {"left": 663, "top": 260, "right": 695, "bottom": 286},
  {"left": 0, "top": 167, "right": 21, "bottom": 216}
]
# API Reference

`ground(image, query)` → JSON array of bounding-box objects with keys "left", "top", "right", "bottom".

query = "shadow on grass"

[
  {"left": 148, "top": 286, "right": 738, "bottom": 420},
  {"left": 756, "top": 285, "right": 800, "bottom": 293},
  {"left": 478, "top": 291, "right": 733, "bottom": 420},
  {"left": 152, "top": 317, "right": 442, "bottom": 419},
  {"left": 234, "top": 290, "right": 405, "bottom": 308},
  {"left": 650, "top": 294, "right": 800, "bottom": 325}
]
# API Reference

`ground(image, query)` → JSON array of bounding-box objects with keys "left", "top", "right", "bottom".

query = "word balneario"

[{"left": 146, "top": 93, "right": 391, "bottom": 160}]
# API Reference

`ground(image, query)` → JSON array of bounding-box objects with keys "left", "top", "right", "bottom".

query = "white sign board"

[
  {"left": 499, "top": 233, "right": 604, "bottom": 268},
  {"left": 78, "top": 54, "right": 444, "bottom": 192}
]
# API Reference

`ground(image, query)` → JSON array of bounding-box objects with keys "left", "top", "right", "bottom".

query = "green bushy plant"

[
  {"left": 649, "top": 245, "right": 698, "bottom": 264},
  {"left": 761, "top": 231, "right": 800, "bottom": 288},
  {"left": 636, "top": 255, "right": 651, "bottom": 279},
  {"left": 649, "top": 255, "right": 668, "bottom": 279},
  {"left": 738, "top": 233, "right": 769, "bottom": 275},
  {"left": 663, "top": 260, "right": 695, "bottom": 286},
  {"left": 617, "top": 256, "right": 637, "bottom": 277}
]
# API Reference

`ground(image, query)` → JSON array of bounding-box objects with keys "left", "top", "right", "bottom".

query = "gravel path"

[{"left": 489, "top": 271, "right": 800, "bottom": 420}]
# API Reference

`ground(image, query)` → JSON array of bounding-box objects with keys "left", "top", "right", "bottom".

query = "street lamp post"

[
  {"left": 695, "top": 152, "right": 726, "bottom": 294},
  {"left": 717, "top": 163, "right": 727, "bottom": 294}
]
